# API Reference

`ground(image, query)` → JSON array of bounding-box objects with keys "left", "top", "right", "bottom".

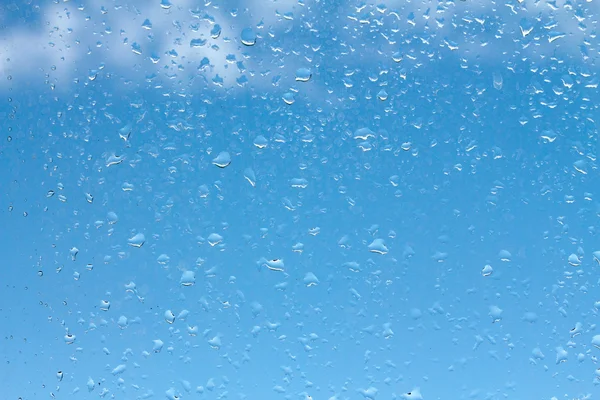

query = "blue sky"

[{"left": 1, "top": 0, "right": 600, "bottom": 399}]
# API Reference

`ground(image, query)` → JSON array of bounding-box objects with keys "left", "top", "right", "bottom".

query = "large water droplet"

[
  {"left": 481, "top": 264, "right": 493, "bottom": 277},
  {"left": 295, "top": 68, "right": 312, "bottom": 82},
  {"left": 210, "top": 24, "right": 221, "bottom": 39},
  {"left": 164, "top": 310, "right": 175, "bottom": 324},
  {"left": 207, "top": 233, "right": 223, "bottom": 246},
  {"left": 303, "top": 272, "right": 319, "bottom": 287},
  {"left": 241, "top": 28, "right": 256, "bottom": 46},
  {"left": 253, "top": 135, "right": 268, "bottom": 149},
  {"left": 128, "top": 233, "right": 145, "bottom": 248},
  {"left": 213, "top": 152, "right": 231, "bottom": 168},
  {"left": 368, "top": 239, "right": 388, "bottom": 255},
  {"left": 180, "top": 271, "right": 196, "bottom": 286},
  {"left": 282, "top": 92, "right": 295, "bottom": 105}
]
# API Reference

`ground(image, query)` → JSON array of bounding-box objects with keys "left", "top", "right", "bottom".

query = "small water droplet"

[
  {"left": 85, "top": 193, "right": 93, "bottom": 203},
  {"left": 56, "top": 371, "right": 63, "bottom": 381}
]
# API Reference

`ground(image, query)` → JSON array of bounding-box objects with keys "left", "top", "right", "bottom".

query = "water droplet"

[
  {"left": 164, "top": 310, "right": 175, "bottom": 324},
  {"left": 498, "top": 249, "right": 511, "bottom": 262},
  {"left": 111, "top": 364, "right": 126, "bottom": 375},
  {"left": 86, "top": 378, "right": 95, "bottom": 392},
  {"left": 592, "top": 335, "right": 600, "bottom": 349},
  {"left": 210, "top": 24, "right": 221, "bottom": 39},
  {"left": 368, "top": 239, "right": 388, "bottom": 255},
  {"left": 56, "top": 371, "right": 63, "bottom": 381},
  {"left": 69, "top": 247, "right": 79, "bottom": 261},
  {"left": 107, "top": 211, "right": 119, "bottom": 224},
  {"left": 37, "top": 270, "right": 43, "bottom": 277},
  {"left": 401, "top": 389, "right": 423, "bottom": 400},
  {"left": 241, "top": 28, "right": 256, "bottom": 46},
  {"left": 190, "top": 38, "right": 207, "bottom": 48},
  {"left": 555, "top": 347, "right": 568, "bottom": 364},
  {"left": 159, "top": 0, "right": 172, "bottom": 9},
  {"left": 481, "top": 264, "right": 493, "bottom": 276},
  {"left": 212, "top": 151, "right": 231, "bottom": 168},
  {"left": 377, "top": 89, "right": 388, "bottom": 101},
  {"left": 142, "top": 19, "right": 152, "bottom": 29},
  {"left": 303, "top": 272, "right": 319, "bottom": 287},
  {"left": 253, "top": 135, "right": 268, "bottom": 149},
  {"left": 153, "top": 339, "right": 164, "bottom": 352},
  {"left": 157, "top": 254, "right": 170, "bottom": 265},
  {"left": 264, "top": 259, "right": 285, "bottom": 272},
  {"left": 282, "top": 92, "right": 295, "bottom": 105},
  {"left": 207, "top": 233, "right": 223, "bottom": 246},
  {"left": 295, "top": 68, "right": 312, "bottom": 82},
  {"left": 85, "top": 193, "right": 93, "bottom": 203},
  {"left": 128, "top": 233, "right": 145, "bottom": 248},
  {"left": 567, "top": 253, "right": 581, "bottom": 266},
  {"left": 208, "top": 335, "right": 222, "bottom": 349},
  {"left": 64, "top": 333, "right": 76, "bottom": 344},
  {"left": 489, "top": 305, "right": 503, "bottom": 323},
  {"left": 392, "top": 52, "right": 403, "bottom": 63},
  {"left": 106, "top": 153, "right": 124, "bottom": 167},
  {"left": 99, "top": 300, "right": 110, "bottom": 311},
  {"left": 574, "top": 159, "right": 587, "bottom": 174},
  {"left": 117, "top": 315, "right": 128, "bottom": 329},
  {"left": 180, "top": 271, "right": 196, "bottom": 286}
]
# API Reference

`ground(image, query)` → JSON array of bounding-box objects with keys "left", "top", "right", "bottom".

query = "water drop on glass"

[
  {"left": 128, "top": 233, "right": 145, "bottom": 248},
  {"left": 253, "top": 135, "right": 268, "bottom": 149},
  {"left": 377, "top": 89, "right": 388, "bottom": 101},
  {"left": 180, "top": 271, "right": 196, "bottom": 286},
  {"left": 368, "top": 239, "right": 388, "bottom": 255},
  {"left": 481, "top": 264, "right": 493, "bottom": 276},
  {"left": 100, "top": 300, "right": 110, "bottom": 311},
  {"left": 241, "top": 28, "right": 256, "bottom": 46},
  {"left": 303, "top": 272, "right": 319, "bottom": 287},
  {"left": 282, "top": 92, "right": 295, "bottom": 105},
  {"left": 210, "top": 24, "right": 221, "bottom": 39},
  {"left": 207, "top": 233, "right": 223, "bottom": 246},
  {"left": 69, "top": 247, "right": 79, "bottom": 261},
  {"left": 165, "top": 310, "right": 175, "bottom": 324},
  {"left": 295, "top": 68, "right": 312, "bottom": 82},
  {"left": 212, "top": 151, "right": 231, "bottom": 168}
]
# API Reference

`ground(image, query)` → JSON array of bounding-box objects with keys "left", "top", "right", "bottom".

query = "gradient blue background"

[{"left": 1, "top": 0, "right": 599, "bottom": 399}]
